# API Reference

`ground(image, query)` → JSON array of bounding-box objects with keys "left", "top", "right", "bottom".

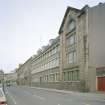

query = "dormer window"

[{"left": 68, "top": 19, "right": 76, "bottom": 32}]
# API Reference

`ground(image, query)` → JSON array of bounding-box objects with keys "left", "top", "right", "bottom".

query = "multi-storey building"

[
  {"left": 17, "top": 3, "right": 105, "bottom": 92},
  {"left": 17, "top": 57, "right": 32, "bottom": 86},
  {"left": 31, "top": 37, "right": 60, "bottom": 88},
  {"left": 58, "top": 3, "right": 104, "bottom": 92},
  {"left": 4, "top": 72, "right": 17, "bottom": 85}
]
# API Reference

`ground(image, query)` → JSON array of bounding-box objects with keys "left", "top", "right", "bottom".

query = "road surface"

[{"left": 6, "top": 86, "right": 105, "bottom": 105}]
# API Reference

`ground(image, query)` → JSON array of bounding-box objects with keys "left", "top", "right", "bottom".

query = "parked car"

[{"left": 0, "top": 88, "right": 7, "bottom": 105}]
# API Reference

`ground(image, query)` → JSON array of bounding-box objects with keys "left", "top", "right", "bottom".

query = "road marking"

[
  {"left": 58, "top": 104, "right": 61, "bottom": 105},
  {"left": 33, "top": 94, "right": 45, "bottom": 101}
]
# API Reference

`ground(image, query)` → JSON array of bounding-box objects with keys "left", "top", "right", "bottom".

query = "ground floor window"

[
  {"left": 63, "top": 70, "right": 79, "bottom": 81},
  {"left": 49, "top": 74, "right": 55, "bottom": 82},
  {"left": 39, "top": 72, "right": 60, "bottom": 83},
  {"left": 55, "top": 73, "right": 60, "bottom": 81},
  {"left": 44, "top": 75, "right": 48, "bottom": 82}
]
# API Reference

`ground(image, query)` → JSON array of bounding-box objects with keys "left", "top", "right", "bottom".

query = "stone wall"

[{"left": 31, "top": 81, "right": 81, "bottom": 91}]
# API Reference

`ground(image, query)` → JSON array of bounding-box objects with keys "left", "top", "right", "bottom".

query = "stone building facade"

[
  {"left": 17, "top": 3, "right": 105, "bottom": 92},
  {"left": 17, "top": 57, "right": 32, "bottom": 86},
  {"left": 4, "top": 72, "right": 17, "bottom": 85},
  {"left": 31, "top": 37, "right": 60, "bottom": 89}
]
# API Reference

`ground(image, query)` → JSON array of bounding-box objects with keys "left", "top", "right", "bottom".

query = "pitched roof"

[{"left": 58, "top": 6, "right": 80, "bottom": 34}]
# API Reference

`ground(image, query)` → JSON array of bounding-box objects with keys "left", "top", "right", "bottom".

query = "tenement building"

[
  {"left": 17, "top": 57, "right": 32, "bottom": 86},
  {"left": 31, "top": 37, "right": 60, "bottom": 89},
  {"left": 4, "top": 72, "right": 17, "bottom": 85},
  {"left": 17, "top": 3, "right": 105, "bottom": 92}
]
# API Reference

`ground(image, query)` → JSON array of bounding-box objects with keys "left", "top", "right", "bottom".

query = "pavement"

[{"left": 5, "top": 85, "right": 105, "bottom": 105}]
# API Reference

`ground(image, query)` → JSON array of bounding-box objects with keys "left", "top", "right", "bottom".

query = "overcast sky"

[{"left": 0, "top": 0, "right": 105, "bottom": 73}]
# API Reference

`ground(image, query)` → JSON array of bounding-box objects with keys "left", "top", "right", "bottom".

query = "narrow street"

[{"left": 6, "top": 86, "right": 105, "bottom": 105}]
